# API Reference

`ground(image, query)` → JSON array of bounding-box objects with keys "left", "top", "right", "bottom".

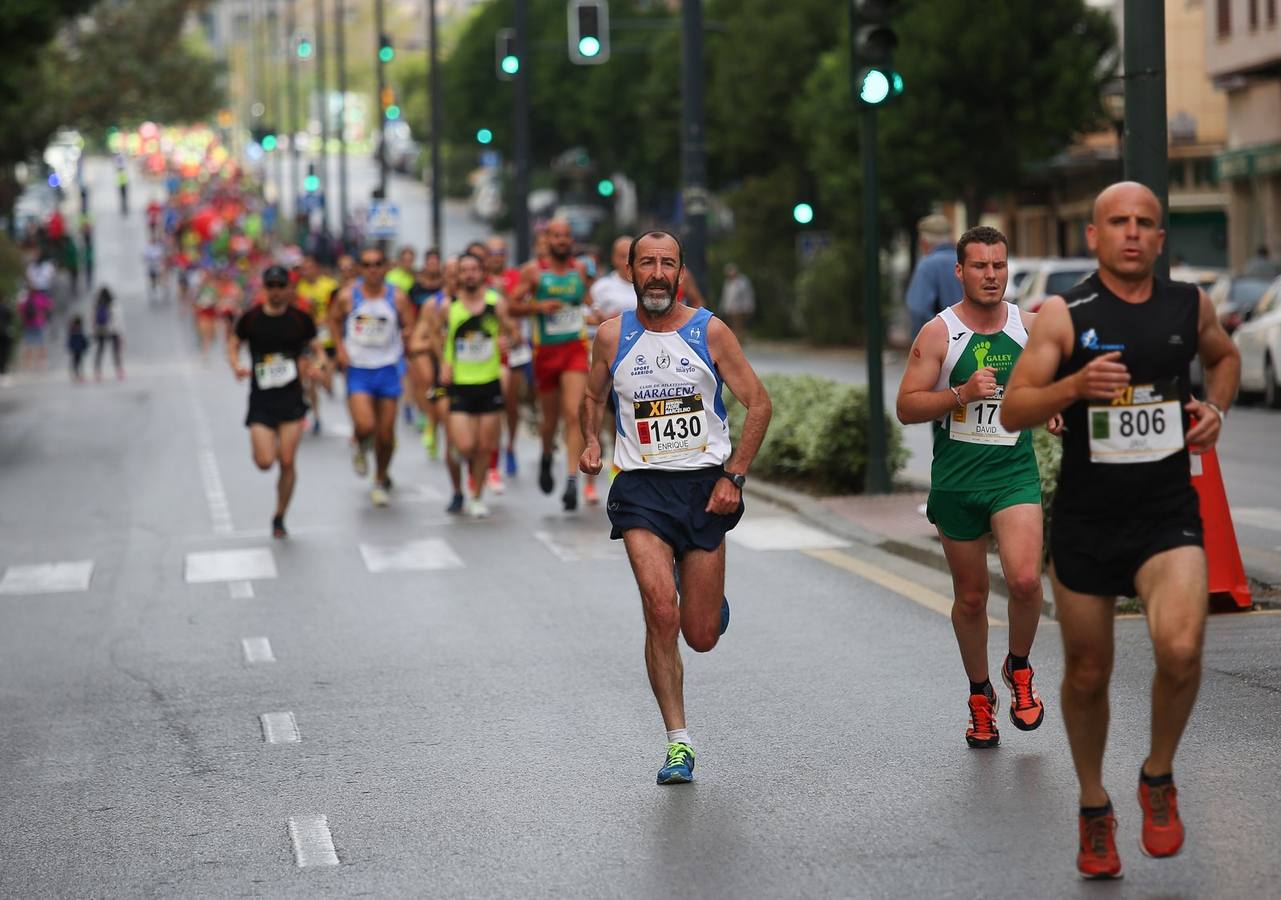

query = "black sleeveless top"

[{"left": 1053, "top": 273, "right": 1200, "bottom": 518}]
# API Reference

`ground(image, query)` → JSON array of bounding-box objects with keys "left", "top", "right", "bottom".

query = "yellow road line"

[{"left": 803, "top": 547, "right": 1004, "bottom": 626}]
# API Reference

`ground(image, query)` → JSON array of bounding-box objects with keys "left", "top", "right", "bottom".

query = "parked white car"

[
  {"left": 1233, "top": 274, "right": 1281, "bottom": 408},
  {"left": 1016, "top": 259, "right": 1096, "bottom": 312},
  {"left": 1004, "top": 257, "right": 1046, "bottom": 302}
]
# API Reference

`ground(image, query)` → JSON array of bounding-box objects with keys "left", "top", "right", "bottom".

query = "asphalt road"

[{"left": 3, "top": 160, "right": 1281, "bottom": 898}]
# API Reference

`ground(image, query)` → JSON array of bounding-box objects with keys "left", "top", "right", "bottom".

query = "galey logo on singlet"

[{"left": 971, "top": 340, "right": 1013, "bottom": 372}]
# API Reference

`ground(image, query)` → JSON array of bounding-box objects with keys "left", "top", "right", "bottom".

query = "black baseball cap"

[{"left": 262, "top": 265, "right": 289, "bottom": 287}]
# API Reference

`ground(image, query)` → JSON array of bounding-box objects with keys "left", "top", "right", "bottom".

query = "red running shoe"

[
  {"left": 1001, "top": 655, "right": 1046, "bottom": 731},
  {"left": 965, "top": 693, "right": 999, "bottom": 748},
  {"left": 1077, "top": 809, "right": 1123, "bottom": 880},
  {"left": 1138, "top": 776, "right": 1184, "bottom": 858}
]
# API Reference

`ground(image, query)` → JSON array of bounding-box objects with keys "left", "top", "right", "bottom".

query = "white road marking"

[
  {"left": 729, "top": 516, "right": 852, "bottom": 551},
  {"left": 0, "top": 560, "right": 95, "bottom": 595},
  {"left": 1234, "top": 507, "right": 1281, "bottom": 532},
  {"left": 228, "top": 580, "right": 255, "bottom": 599},
  {"left": 287, "top": 814, "right": 339, "bottom": 867},
  {"left": 359, "top": 539, "right": 463, "bottom": 573},
  {"left": 184, "top": 548, "right": 277, "bottom": 584},
  {"left": 260, "top": 711, "right": 300, "bottom": 743},
  {"left": 534, "top": 529, "right": 627, "bottom": 562},
  {"left": 184, "top": 369, "right": 234, "bottom": 535},
  {"left": 803, "top": 547, "right": 1003, "bottom": 626},
  {"left": 241, "top": 637, "right": 275, "bottom": 663}
]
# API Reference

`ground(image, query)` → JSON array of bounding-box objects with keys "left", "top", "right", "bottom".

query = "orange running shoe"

[
  {"left": 584, "top": 480, "right": 600, "bottom": 505},
  {"left": 1138, "top": 775, "right": 1184, "bottom": 858},
  {"left": 965, "top": 693, "right": 999, "bottom": 748},
  {"left": 1001, "top": 655, "right": 1045, "bottom": 731},
  {"left": 1078, "top": 809, "right": 1123, "bottom": 880}
]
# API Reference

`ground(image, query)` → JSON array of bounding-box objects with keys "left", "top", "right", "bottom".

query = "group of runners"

[{"left": 218, "top": 179, "right": 1237, "bottom": 883}]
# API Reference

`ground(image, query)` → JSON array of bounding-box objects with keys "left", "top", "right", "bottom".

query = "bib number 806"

[{"left": 1118, "top": 408, "right": 1166, "bottom": 438}]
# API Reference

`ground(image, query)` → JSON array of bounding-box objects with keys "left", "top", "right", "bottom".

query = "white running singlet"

[
  {"left": 345, "top": 283, "right": 403, "bottom": 369},
  {"left": 610, "top": 307, "right": 731, "bottom": 472}
]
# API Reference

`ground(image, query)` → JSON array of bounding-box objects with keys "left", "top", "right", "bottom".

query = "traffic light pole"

[
  {"left": 1123, "top": 0, "right": 1169, "bottom": 277},
  {"left": 427, "top": 0, "right": 443, "bottom": 251},
  {"left": 268, "top": 1, "right": 284, "bottom": 212},
  {"left": 314, "top": 0, "right": 329, "bottom": 234},
  {"left": 861, "top": 107, "right": 891, "bottom": 495},
  {"left": 680, "top": 0, "right": 707, "bottom": 291},
  {"left": 374, "top": 0, "right": 388, "bottom": 199},
  {"left": 513, "top": 0, "right": 532, "bottom": 262},
  {"left": 286, "top": 0, "right": 300, "bottom": 227},
  {"left": 334, "top": 0, "right": 349, "bottom": 239}
]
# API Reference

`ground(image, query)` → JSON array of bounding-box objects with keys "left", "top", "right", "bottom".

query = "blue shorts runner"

[
  {"left": 346, "top": 363, "right": 403, "bottom": 400},
  {"left": 607, "top": 466, "right": 744, "bottom": 559}
]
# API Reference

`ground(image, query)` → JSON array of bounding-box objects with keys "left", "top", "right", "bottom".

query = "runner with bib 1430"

[
  {"left": 896, "top": 226, "right": 1062, "bottom": 752},
  {"left": 580, "top": 230, "right": 772, "bottom": 786}
]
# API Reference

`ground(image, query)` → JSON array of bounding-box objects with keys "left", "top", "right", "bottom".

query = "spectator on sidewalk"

[
  {"left": 67, "top": 315, "right": 89, "bottom": 382},
  {"left": 92, "top": 287, "right": 125, "bottom": 381},
  {"left": 905, "top": 214, "right": 959, "bottom": 338},
  {"left": 0, "top": 295, "right": 14, "bottom": 380},
  {"left": 719, "top": 263, "right": 755, "bottom": 338},
  {"left": 21, "top": 252, "right": 56, "bottom": 369}
]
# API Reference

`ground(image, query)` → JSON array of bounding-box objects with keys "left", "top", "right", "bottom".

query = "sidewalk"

[{"left": 745, "top": 476, "right": 1279, "bottom": 616}]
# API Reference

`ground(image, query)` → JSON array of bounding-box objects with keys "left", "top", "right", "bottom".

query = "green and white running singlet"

[
  {"left": 930, "top": 303, "right": 1039, "bottom": 492},
  {"left": 533, "top": 261, "right": 587, "bottom": 347},
  {"left": 444, "top": 290, "right": 503, "bottom": 385}
]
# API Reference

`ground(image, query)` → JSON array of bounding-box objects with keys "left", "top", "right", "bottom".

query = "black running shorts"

[
  {"left": 607, "top": 466, "right": 744, "bottom": 559},
  {"left": 245, "top": 391, "right": 308, "bottom": 429},
  {"left": 447, "top": 380, "right": 504, "bottom": 415},
  {"left": 1050, "top": 496, "right": 1204, "bottom": 599}
]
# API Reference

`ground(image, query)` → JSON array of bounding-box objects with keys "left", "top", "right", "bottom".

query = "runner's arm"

[
  {"left": 226, "top": 330, "right": 249, "bottom": 379},
  {"left": 328, "top": 288, "right": 351, "bottom": 367},
  {"left": 394, "top": 290, "right": 415, "bottom": 353},
  {"left": 1185, "top": 287, "right": 1241, "bottom": 451},
  {"left": 579, "top": 318, "right": 620, "bottom": 476},
  {"left": 709, "top": 317, "right": 771, "bottom": 477},
  {"left": 495, "top": 298, "right": 522, "bottom": 348},
  {"left": 507, "top": 263, "right": 544, "bottom": 316},
  {"left": 1001, "top": 296, "right": 1089, "bottom": 431},
  {"left": 680, "top": 271, "right": 705, "bottom": 308},
  {"left": 895, "top": 318, "right": 957, "bottom": 424}
]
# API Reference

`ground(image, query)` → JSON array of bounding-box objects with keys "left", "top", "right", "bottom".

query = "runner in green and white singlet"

[{"left": 896, "top": 226, "right": 1063, "bottom": 751}]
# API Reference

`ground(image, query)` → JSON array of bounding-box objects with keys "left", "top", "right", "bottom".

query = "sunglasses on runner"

[{"left": 264, "top": 280, "right": 288, "bottom": 289}]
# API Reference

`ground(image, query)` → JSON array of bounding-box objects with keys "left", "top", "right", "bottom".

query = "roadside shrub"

[
  {"left": 726, "top": 372, "right": 907, "bottom": 494},
  {"left": 1032, "top": 425, "right": 1063, "bottom": 559}
]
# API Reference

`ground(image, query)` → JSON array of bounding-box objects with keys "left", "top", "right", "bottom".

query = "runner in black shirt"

[
  {"left": 1003, "top": 182, "right": 1240, "bottom": 880},
  {"left": 229, "top": 265, "right": 319, "bottom": 538}
]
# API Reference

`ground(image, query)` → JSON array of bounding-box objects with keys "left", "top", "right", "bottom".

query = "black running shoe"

[
  {"left": 271, "top": 515, "right": 287, "bottom": 539},
  {"left": 562, "top": 481, "right": 578, "bottom": 512},
  {"left": 539, "top": 454, "right": 554, "bottom": 494}
]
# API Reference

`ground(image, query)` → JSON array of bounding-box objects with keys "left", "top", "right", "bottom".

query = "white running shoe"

[
  {"left": 351, "top": 439, "right": 369, "bottom": 477},
  {"left": 466, "top": 497, "right": 489, "bottom": 519},
  {"left": 371, "top": 484, "right": 390, "bottom": 507}
]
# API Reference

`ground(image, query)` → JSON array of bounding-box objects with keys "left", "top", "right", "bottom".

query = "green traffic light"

[
  {"left": 892, "top": 72, "right": 905, "bottom": 95},
  {"left": 297, "top": 40, "right": 313, "bottom": 59},
  {"left": 385, "top": 105, "right": 401, "bottom": 120},
  {"left": 501, "top": 55, "right": 519, "bottom": 75},
  {"left": 792, "top": 203, "right": 814, "bottom": 225},
  {"left": 379, "top": 45, "right": 394, "bottom": 63},
  {"left": 262, "top": 134, "right": 278, "bottom": 152},
  {"left": 304, "top": 174, "right": 319, "bottom": 192},
  {"left": 597, "top": 179, "right": 615, "bottom": 198},
  {"left": 578, "top": 36, "right": 601, "bottom": 58},
  {"left": 476, "top": 128, "right": 493, "bottom": 145},
  {"left": 860, "top": 69, "right": 891, "bottom": 105}
]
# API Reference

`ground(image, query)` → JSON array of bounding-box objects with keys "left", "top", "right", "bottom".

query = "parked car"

[
  {"left": 1212, "top": 276, "right": 1272, "bottom": 334},
  {"left": 1233, "top": 274, "right": 1281, "bottom": 408},
  {"left": 1016, "top": 259, "right": 1095, "bottom": 312},
  {"left": 373, "top": 121, "right": 421, "bottom": 175},
  {"left": 1004, "top": 257, "right": 1046, "bottom": 302},
  {"left": 1169, "top": 265, "right": 1226, "bottom": 294}
]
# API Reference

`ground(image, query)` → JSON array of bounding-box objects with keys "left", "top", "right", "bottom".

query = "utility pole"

[
  {"left": 861, "top": 108, "right": 890, "bottom": 494},
  {"left": 286, "top": 0, "right": 300, "bottom": 227},
  {"left": 513, "top": 0, "right": 531, "bottom": 262},
  {"left": 679, "top": 0, "right": 707, "bottom": 291},
  {"left": 268, "top": 1, "right": 284, "bottom": 216},
  {"left": 314, "top": 0, "right": 330, "bottom": 234},
  {"left": 334, "top": 0, "right": 349, "bottom": 240},
  {"left": 427, "top": 0, "right": 443, "bottom": 251},
  {"left": 374, "top": 0, "right": 388, "bottom": 199},
  {"left": 1122, "top": 0, "right": 1169, "bottom": 277}
]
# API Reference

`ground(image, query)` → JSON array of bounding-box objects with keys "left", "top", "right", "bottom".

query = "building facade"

[{"left": 1206, "top": 0, "right": 1281, "bottom": 271}]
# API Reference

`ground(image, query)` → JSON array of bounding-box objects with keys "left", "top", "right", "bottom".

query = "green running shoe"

[{"left": 657, "top": 742, "right": 695, "bottom": 785}]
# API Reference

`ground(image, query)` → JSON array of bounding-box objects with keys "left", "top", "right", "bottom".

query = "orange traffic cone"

[{"left": 1191, "top": 448, "right": 1252, "bottom": 611}]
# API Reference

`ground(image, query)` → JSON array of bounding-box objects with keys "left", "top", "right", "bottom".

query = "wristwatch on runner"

[{"left": 720, "top": 471, "right": 746, "bottom": 489}]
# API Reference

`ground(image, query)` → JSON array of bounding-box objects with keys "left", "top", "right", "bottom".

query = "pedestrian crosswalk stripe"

[
  {"left": 260, "top": 711, "right": 300, "bottom": 743},
  {"left": 0, "top": 560, "right": 95, "bottom": 595},
  {"left": 1234, "top": 508, "right": 1281, "bottom": 532},
  {"left": 359, "top": 539, "right": 463, "bottom": 573},
  {"left": 803, "top": 547, "right": 1003, "bottom": 626},
  {"left": 241, "top": 637, "right": 275, "bottom": 663},
  {"left": 534, "top": 529, "right": 627, "bottom": 562},
  {"left": 228, "top": 580, "right": 255, "bottom": 599},
  {"left": 728, "top": 516, "right": 852, "bottom": 551},
  {"left": 287, "top": 814, "right": 339, "bottom": 867},
  {"left": 183, "top": 548, "right": 277, "bottom": 584}
]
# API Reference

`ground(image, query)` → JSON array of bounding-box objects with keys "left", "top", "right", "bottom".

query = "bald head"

[
  {"left": 611, "top": 236, "right": 632, "bottom": 276},
  {"left": 1092, "top": 181, "right": 1163, "bottom": 226}
]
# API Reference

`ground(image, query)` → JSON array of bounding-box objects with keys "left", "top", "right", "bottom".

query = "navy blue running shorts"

[{"left": 607, "top": 466, "right": 744, "bottom": 559}]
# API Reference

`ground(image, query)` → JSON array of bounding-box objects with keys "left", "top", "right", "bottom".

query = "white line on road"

[
  {"left": 0, "top": 559, "right": 95, "bottom": 595},
  {"left": 183, "top": 548, "right": 277, "bottom": 584},
  {"left": 359, "top": 539, "right": 464, "bottom": 573},
  {"left": 803, "top": 547, "right": 1003, "bottom": 626},
  {"left": 287, "top": 815, "right": 339, "bottom": 867},
  {"left": 260, "top": 711, "right": 300, "bottom": 743},
  {"left": 228, "top": 580, "right": 255, "bottom": 599},
  {"left": 1234, "top": 507, "right": 1281, "bottom": 532},
  {"left": 241, "top": 637, "right": 275, "bottom": 663},
  {"left": 185, "top": 370, "right": 234, "bottom": 535}
]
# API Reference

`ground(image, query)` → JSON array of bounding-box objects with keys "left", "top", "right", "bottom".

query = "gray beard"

[{"left": 640, "top": 293, "right": 674, "bottom": 315}]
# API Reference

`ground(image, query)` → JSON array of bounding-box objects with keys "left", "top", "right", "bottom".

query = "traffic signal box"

[{"left": 850, "top": 0, "right": 904, "bottom": 106}]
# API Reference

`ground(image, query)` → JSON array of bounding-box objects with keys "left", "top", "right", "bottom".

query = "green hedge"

[{"left": 726, "top": 373, "right": 907, "bottom": 494}]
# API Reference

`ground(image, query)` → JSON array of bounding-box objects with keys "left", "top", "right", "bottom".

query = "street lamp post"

[
  {"left": 314, "top": 0, "right": 329, "bottom": 235},
  {"left": 374, "top": 0, "right": 388, "bottom": 199},
  {"left": 427, "top": 0, "right": 443, "bottom": 251},
  {"left": 513, "top": 0, "right": 531, "bottom": 262},
  {"left": 1122, "top": 0, "right": 1169, "bottom": 277},
  {"left": 286, "top": 0, "right": 300, "bottom": 227},
  {"left": 680, "top": 0, "right": 708, "bottom": 292},
  {"left": 334, "top": 0, "right": 349, "bottom": 242}
]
